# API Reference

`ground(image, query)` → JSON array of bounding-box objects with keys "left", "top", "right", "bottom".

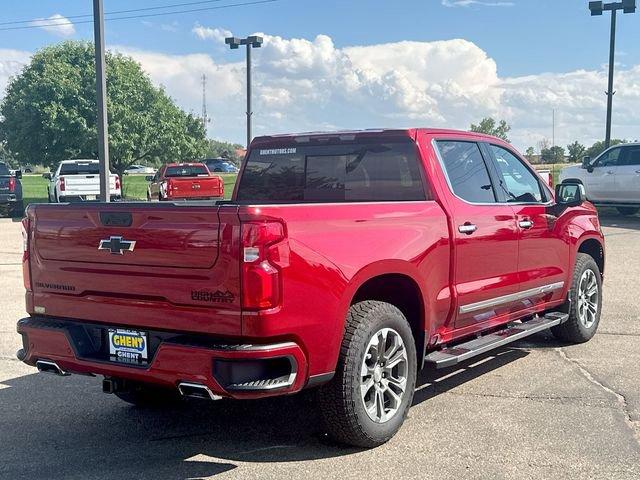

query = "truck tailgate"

[
  {"left": 27, "top": 203, "right": 242, "bottom": 335},
  {"left": 167, "top": 176, "right": 223, "bottom": 199}
]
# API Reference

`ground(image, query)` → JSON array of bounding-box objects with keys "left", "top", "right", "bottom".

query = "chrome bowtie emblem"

[{"left": 98, "top": 236, "right": 136, "bottom": 255}]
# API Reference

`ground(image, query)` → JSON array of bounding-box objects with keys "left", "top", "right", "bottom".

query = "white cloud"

[
  {"left": 442, "top": 0, "right": 514, "bottom": 7},
  {"left": 0, "top": 49, "right": 31, "bottom": 98},
  {"left": 192, "top": 25, "right": 232, "bottom": 44},
  {"left": 28, "top": 14, "right": 75, "bottom": 37}
]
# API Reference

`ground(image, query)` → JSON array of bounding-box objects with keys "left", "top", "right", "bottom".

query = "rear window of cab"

[{"left": 236, "top": 141, "right": 428, "bottom": 203}]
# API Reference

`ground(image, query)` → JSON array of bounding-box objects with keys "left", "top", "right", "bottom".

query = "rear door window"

[
  {"left": 237, "top": 141, "right": 426, "bottom": 203},
  {"left": 436, "top": 141, "right": 497, "bottom": 203}
]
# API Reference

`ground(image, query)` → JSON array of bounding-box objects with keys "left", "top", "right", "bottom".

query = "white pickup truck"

[
  {"left": 559, "top": 143, "right": 640, "bottom": 216},
  {"left": 45, "top": 160, "right": 121, "bottom": 203}
]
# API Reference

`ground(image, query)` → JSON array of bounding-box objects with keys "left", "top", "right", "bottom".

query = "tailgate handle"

[{"left": 100, "top": 212, "right": 133, "bottom": 227}]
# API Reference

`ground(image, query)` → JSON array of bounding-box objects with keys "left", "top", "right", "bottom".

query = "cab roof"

[{"left": 251, "top": 128, "right": 507, "bottom": 146}]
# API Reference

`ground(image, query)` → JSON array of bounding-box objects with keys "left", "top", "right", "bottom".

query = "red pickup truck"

[
  {"left": 146, "top": 162, "right": 224, "bottom": 201},
  {"left": 17, "top": 129, "right": 604, "bottom": 447}
]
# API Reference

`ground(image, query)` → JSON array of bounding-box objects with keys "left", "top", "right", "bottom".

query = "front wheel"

[
  {"left": 551, "top": 253, "right": 602, "bottom": 343},
  {"left": 616, "top": 207, "right": 639, "bottom": 216},
  {"left": 317, "top": 301, "right": 417, "bottom": 448}
]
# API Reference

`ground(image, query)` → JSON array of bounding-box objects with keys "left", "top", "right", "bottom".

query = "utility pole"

[
  {"left": 225, "top": 36, "right": 263, "bottom": 148},
  {"left": 201, "top": 74, "right": 209, "bottom": 135},
  {"left": 552, "top": 109, "right": 556, "bottom": 150},
  {"left": 93, "top": 0, "right": 110, "bottom": 202},
  {"left": 589, "top": 1, "right": 636, "bottom": 149}
]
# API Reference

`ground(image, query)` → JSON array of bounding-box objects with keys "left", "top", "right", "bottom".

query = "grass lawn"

[{"left": 20, "top": 173, "right": 238, "bottom": 206}]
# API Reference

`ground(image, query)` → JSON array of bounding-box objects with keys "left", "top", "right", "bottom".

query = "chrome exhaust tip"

[
  {"left": 177, "top": 382, "right": 222, "bottom": 400},
  {"left": 36, "top": 359, "right": 70, "bottom": 376}
]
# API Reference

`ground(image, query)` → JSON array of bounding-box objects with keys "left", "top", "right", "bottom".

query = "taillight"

[
  {"left": 548, "top": 174, "right": 554, "bottom": 190},
  {"left": 241, "top": 221, "right": 286, "bottom": 310},
  {"left": 21, "top": 217, "right": 31, "bottom": 290},
  {"left": 8, "top": 177, "right": 16, "bottom": 193},
  {"left": 115, "top": 175, "right": 121, "bottom": 191},
  {"left": 59, "top": 176, "right": 66, "bottom": 192}
]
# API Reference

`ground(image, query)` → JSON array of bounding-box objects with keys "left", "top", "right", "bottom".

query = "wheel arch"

[
  {"left": 346, "top": 265, "right": 427, "bottom": 365},
  {"left": 577, "top": 237, "right": 605, "bottom": 277}
]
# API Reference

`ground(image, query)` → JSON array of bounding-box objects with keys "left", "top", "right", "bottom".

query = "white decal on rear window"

[{"left": 259, "top": 148, "right": 297, "bottom": 155}]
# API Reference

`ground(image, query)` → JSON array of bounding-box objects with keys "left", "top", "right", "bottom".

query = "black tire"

[
  {"left": 551, "top": 253, "right": 602, "bottom": 343},
  {"left": 616, "top": 207, "right": 639, "bottom": 216},
  {"left": 317, "top": 301, "right": 417, "bottom": 448},
  {"left": 114, "top": 381, "right": 182, "bottom": 407}
]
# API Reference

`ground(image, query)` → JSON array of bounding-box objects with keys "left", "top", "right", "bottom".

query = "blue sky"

[
  {"left": 1, "top": 0, "right": 639, "bottom": 149},
  {"left": 3, "top": 0, "right": 639, "bottom": 76}
]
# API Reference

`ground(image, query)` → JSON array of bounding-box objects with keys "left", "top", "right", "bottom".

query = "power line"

[
  {"left": 0, "top": 0, "right": 237, "bottom": 26},
  {"left": 0, "top": 0, "right": 278, "bottom": 32}
]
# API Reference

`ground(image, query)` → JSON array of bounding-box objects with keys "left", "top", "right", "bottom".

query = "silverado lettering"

[
  {"left": 17, "top": 128, "right": 605, "bottom": 448},
  {"left": 191, "top": 290, "right": 235, "bottom": 303}
]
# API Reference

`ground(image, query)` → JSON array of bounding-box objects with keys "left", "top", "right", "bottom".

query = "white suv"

[{"left": 559, "top": 143, "right": 640, "bottom": 215}]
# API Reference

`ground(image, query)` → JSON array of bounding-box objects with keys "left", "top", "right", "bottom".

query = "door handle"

[
  {"left": 518, "top": 219, "right": 534, "bottom": 229},
  {"left": 606, "top": 170, "right": 615, "bottom": 175},
  {"left": 458, "top": 223, "right": 478, "bottom": 235},
  {"left": 635, "top": 170, "right": 640, "bottom": 174}
]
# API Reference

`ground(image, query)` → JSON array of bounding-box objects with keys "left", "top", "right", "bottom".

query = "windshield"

[
  {"left": 165, "top": 165, "right": 210, "bottom": 177},
  {"left": 237, "top": 140, "right": 426, "bottom": 203},
  {"left": 59, "top": 162, "right": 100, "bottom": 175},
  {"left": 0, "top": 164, "right": 10, "bottom": 176}
]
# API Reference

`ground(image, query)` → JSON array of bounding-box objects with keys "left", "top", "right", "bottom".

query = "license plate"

[
  {"left": 85, "top": 195, "right": 96, "bottom": 201},
  {"left": 108, "top": 329, "right": 148, "bottom": 365}
]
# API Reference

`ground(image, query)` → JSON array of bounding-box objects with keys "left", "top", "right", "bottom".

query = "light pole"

[
  {"left": 225, "top": 36, "right": 263, "bottom": 148},
  {"left": 93, "top": 0, "right": 110, "bottom": 202},
  {"left": 589, "top": 0, "right": 636, "bottom": 149}
]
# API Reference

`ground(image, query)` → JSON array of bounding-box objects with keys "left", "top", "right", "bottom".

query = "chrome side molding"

[{"left": 459, "top": 282, "right": 565, "bottom": 314}]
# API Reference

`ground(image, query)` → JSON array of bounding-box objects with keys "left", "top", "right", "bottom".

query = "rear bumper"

[
  {"left": 0, "top": 193, "right": 20, "bottom": 204},
  {"left": 58, "top": 194, "right": 122, "bottom": 202},
  {"left": 17, "top": 316, "right": 309, "bottom": 399}
]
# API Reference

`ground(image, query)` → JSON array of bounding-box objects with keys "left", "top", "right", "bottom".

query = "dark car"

[
  {"left": 0, "top": 162, "right": 23, "bottom": 217},
  {"left": 203, "top": 158, "right": 239, "bottom": 173}
]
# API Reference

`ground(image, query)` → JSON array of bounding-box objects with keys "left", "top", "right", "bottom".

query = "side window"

[
  {"left": 622, "top": 146, "right": 640, "bottom": 166},
  {"left": 436, "top": 141, "right": 496, "bottom": 203},
  {"left": 597, "top": 147, "right": 622, "bottom": 167},
  {"left": 490, "top": 145, "right": 543, "bottom": 203}
]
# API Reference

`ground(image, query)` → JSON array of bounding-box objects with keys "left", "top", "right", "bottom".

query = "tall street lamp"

[
  {"left": 225, "top": 35, "right": 263, "bottom": 148},
  {"left": 589, "top": 0, "right": 636, "bottom": 149},
  {"left": 93, "top": 0, "right": 110, "bottom": 202}
]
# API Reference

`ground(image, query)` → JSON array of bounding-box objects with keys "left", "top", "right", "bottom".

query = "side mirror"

[
  {"left": 42, "top": 172, "right": 52, "bottom": 180},
  {"left": 555, "top": 182, "right": 586, "bottom": 208},
  {"left": 15, "top": 170, "right": 22, "bottom": 179},
  {"left": 145, "top": 175, "right": 154, "bottom": 182},
  {"left": 582, "top": 156, "right": 594, "bottom": 173}
]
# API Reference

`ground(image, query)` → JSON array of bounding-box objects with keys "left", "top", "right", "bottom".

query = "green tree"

[
  {"left": 541, "top": 145, "right": 565, "bottom": 164},
  {"left": 585, "top": 139, "right": 627, "bottom": 159},
  {"left": 205, "top": 139, "right": 244, "bottom": 165},
  {"left": 566, "top": 141, "right": 586, "bottom": 163},
  {"left": 0, "top": 41, "right": 207, "bottom": 188},
  {"left": 470, "top": 117, "right": 511, "bottom": 142},
  {"left": 525, "top": 146, "right": 536, "bottom": 162}
]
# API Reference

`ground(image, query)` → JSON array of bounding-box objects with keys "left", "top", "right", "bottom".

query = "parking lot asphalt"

[{"left": 0, "top": 213, "right": 638, "bottom": 480}]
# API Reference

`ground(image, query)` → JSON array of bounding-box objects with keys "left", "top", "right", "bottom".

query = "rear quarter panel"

[{"left": 240, "top": 201, "right": 451, "bottom": 376}]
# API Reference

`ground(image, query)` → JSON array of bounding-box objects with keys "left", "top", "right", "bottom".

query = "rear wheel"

[
  {"left": 551, "top": 253, "right": 602, "bottom": 343},
  {"left": 114, "top": 381, "right": 182, "bottom": 407},
  {"left": 317, "top": 301, "right": 417, "bottom": 448},
  {"left": 616, "top": 207, "right": 639, "bottom": 216}
]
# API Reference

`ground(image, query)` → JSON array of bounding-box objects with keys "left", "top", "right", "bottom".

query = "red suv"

[{"left": 18, "top": 129, "right": 604, "bottom": 447}]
